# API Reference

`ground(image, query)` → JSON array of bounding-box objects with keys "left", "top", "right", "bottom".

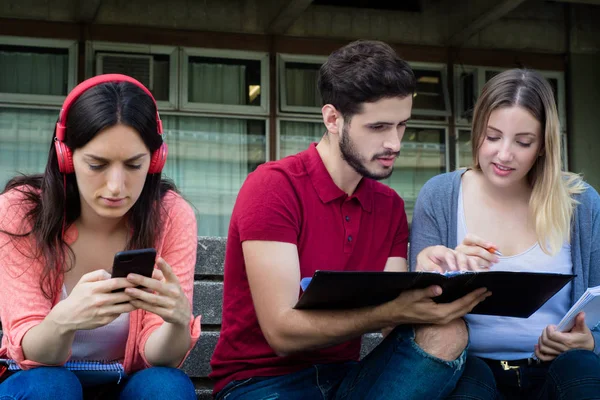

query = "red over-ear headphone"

[{"left": 54, "top": 74, "right": 167, "bottom": 174}]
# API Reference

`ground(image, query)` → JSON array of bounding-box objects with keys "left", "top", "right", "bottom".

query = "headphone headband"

[
  {"left": 54, "top": 73, "right": 167, "bottom": 175},
  {"left": 55, "top": 74, "right": 163, "bottom": 142}
]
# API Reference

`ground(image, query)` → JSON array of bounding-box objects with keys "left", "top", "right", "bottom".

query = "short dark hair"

[{"left": 318, "top": 40, "right": 416, "bottom": 120}]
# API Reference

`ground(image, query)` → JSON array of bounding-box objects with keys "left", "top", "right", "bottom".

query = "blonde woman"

[{"left": 410, "top": 69, "right": 600, "bottom": 399}]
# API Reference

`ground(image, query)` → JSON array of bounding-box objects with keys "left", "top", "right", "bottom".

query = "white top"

[
  {"left": 457, "top": 183, "right": 573, "bottom": 360},
  {"left": 60, "top": 285, "right": 130, "bottom": 361}
]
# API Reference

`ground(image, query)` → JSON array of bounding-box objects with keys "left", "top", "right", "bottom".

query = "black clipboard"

[{"left": 294, "top": 271, "right": 575, "bottom": 318}]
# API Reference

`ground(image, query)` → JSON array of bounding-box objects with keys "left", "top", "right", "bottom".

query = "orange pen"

[{"left": 487, "top": 247, "right": 503, "bottom": 256}]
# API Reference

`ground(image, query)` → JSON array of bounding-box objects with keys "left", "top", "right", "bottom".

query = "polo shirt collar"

[{"left": 301, "top": 143, "right": 373, "bottom": 212}]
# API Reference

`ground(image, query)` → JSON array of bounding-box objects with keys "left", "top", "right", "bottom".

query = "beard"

[{"left": 339, "top": 124, "right": 397, "bottom": 181}]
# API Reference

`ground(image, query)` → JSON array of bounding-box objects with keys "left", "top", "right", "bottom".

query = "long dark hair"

[{"left": 2, "top": 81, "right": 177, "bottom": 299}]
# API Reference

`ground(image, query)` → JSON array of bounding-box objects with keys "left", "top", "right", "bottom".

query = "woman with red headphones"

[{"left": 0, "top": 74, "right": 200, "bottom": 399}]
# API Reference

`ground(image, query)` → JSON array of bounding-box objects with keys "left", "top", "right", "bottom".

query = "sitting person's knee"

[
  {"left": 551, "top": 349, "right": 600, "bottom": 372},
  {"left": 414, "top": 318, "right": 468, "bottom": 361},
  {"left": 0, "top": 367, "right": 82, "bottom": 400},
  {"left": 121, "top": 367, "right": 196, "bottom": 399}
]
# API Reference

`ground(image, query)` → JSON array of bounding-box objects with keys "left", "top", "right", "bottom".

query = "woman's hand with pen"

[
  {"left": 415, "top": 245, "right": 479, "bottom": 272},
  {"left": 416, "top": 234, "right": 501, "bottom": 273},
  {"left": 454, "top": 234, "right": 501, "bottom": 271}
]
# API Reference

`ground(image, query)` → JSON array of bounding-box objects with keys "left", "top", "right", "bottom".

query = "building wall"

[
  {"left": 566, "top": 4, "right": 600, "bottom": 188},
  {"left": 0, "top": 0, "right": 578, "bottom": 53},
  {"left": 568, "top": 53, "right": 600, "bottom": 189}
]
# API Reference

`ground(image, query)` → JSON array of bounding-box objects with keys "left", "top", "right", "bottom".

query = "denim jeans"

[
  {"left": 447, "top": 349, "right": 600, "bottom": 400},
  {"left": 215, "top": 325, "right": 467, "bottom": 400},
  {"left": 0, "top": 366, "right": 196, "bottom": 400}
]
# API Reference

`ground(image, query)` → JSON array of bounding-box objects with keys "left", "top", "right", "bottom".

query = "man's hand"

[{"left": 379, "top": 285, "right": 491, "bottom": 326}]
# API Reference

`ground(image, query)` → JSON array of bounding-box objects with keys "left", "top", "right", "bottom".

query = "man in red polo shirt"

[{"left": 210, "top": 40, "right": 490, "bottom": 399}]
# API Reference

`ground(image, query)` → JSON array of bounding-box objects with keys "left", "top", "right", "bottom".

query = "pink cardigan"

[{"left": 0, "top": 187, "right": 202, "bottom": 373}]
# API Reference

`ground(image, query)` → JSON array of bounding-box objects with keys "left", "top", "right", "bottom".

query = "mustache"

[{"left": 372, "top": 151, "right": 400, "bottom": 160}]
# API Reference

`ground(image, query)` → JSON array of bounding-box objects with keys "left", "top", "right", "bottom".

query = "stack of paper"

[{"left": 557, "top": 285, "right": 600, "bottom": 331}]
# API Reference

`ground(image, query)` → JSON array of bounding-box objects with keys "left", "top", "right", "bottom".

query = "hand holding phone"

[{"left": 111, "top": 248, "right": 157, "bottom": 289}]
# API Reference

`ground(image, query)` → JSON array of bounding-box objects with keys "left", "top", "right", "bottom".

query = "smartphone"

[{"left": 111, "top": 248, "right": 157, "bottom": 289}]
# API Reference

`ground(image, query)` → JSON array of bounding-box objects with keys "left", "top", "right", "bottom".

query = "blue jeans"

[
  {"left": 0, "top": 366, "right": 196, "bottom": 400},
  {"left": 215, "top": 325, "right": 467, "bottom": 400},
  {"left": 448, "top": 350, "right": 600, "bottom": 400}
]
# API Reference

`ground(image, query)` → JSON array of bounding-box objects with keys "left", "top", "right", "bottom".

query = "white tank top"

[
  {"left": 60, "top": 285, "right": 130, "bottom": 361},
  {"left": 457, "top": 182, "right": 573, "bottom": 360}
]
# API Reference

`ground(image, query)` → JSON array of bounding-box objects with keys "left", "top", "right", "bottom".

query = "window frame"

[
  {"left": 455, "top": 127, "right": 474, "bottom": 170},
  {"left": 180, "top": 47, "right": 269, "bottom": 115},
  {"left": 382, "top": 122, "right": 450, "bottom": 221},
  {"left": 409, "top": 62, "right": 452, "bottom": 119},
  {"left": 0, "top": 36, "right": 78, "bottom": 106},
  {"left": 276, "top": 116, "right": 324, "bottom": 160},
  {"left": 453, "top": 65, "right": 479, "bottom": 127},
  {"left": 84, "top": 41, "right": 179, "bottom": 110},
  {"left": 277, "top": 53, "right": 326, "bottom": 115},
  {"left": 160, "top": 110, "right": 271, "bottom": 163},
  {"left": 400, "top": 122, "right": 450, "bottom": 174}
]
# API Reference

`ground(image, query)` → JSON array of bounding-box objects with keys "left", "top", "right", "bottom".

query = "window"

[
  {"left": 456, "top": 129, "right": 474, "bottom": 169},
  {"left": 0, "top": 107, "right": 57, "bottom": 188},
  {"left": 278, "top": 119, "right": 324, "bottom": 159},
  {"left": 84, "top": 42, "right": 272, "bottom": 236},
  {"left": 181, "top": 48, "right": 269, "bottom": 115},
  {"left": 278, "top": 54, "right": 326, "bottom": 114},
  {"left": 162, "top": 115, "right": 267, "bottom": 236},
  {"left": 410, "top": 63, "right": 451, "bottom": 120},
  {"left": 454, "top": 66, "right": 479, "bottom": 126},
  {"left": 380, "top": 126, "right": 448, "bottom": 221},
  {"left": 0, "top": 36, "right": 77, "bottom": 106},
  {"left": 0, "top": 37, "right": 77, "bottom": 188},
  {"left": 86, "top": 41, "right": 178, "bottom": 109}
]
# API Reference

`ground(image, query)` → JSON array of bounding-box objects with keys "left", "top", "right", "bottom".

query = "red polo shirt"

[{"left": 209, "top": 143, "right": 409, "bottom": 394}]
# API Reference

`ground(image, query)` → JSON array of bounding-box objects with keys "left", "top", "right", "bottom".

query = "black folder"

[{"left": 294, "top": 271, "right": 575, "bottom": 318}]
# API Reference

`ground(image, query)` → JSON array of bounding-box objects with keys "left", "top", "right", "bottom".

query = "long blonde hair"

[{"left": 471, "top": 69, "right": 585, "bottom": 255}]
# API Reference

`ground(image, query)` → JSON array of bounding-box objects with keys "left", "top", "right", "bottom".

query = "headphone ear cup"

[
  {"left": 148, "top": 143, "right": 168, "bottom": 174},
  {"left": 54, "top": 140, "right": 75, "bottom": 174}
]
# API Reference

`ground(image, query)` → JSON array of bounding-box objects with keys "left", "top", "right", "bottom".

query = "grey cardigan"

[{"left": 408, "top": 169, "right": 600, "bottom": 353}]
